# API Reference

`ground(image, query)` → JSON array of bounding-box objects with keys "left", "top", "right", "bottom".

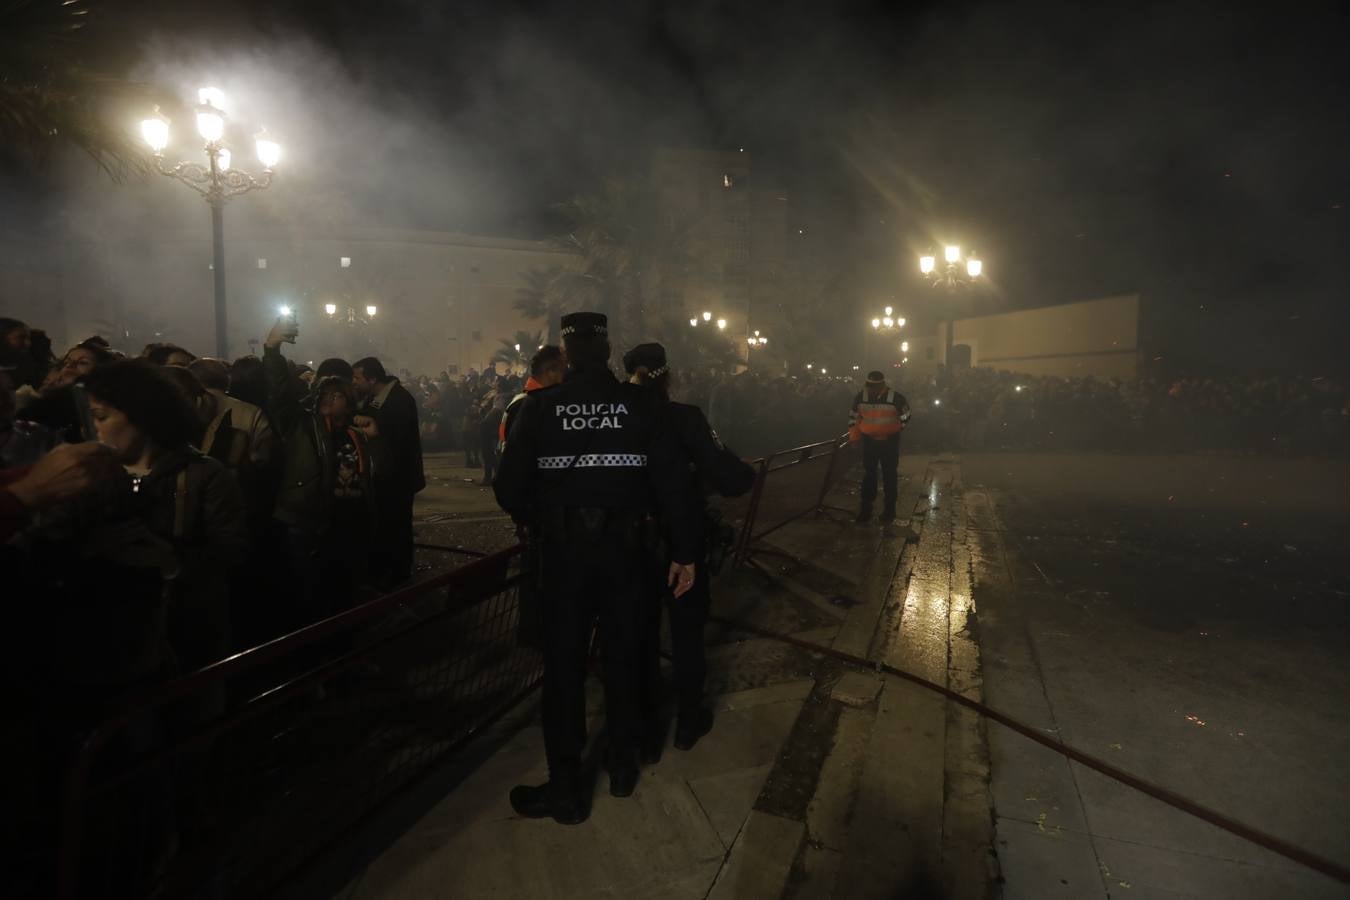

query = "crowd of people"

[
  {"left": 897, "top": 366, "right": 1350, "bottom": 455},
  {"left": 1, "top": 314, "right": 429, "bottom": 895}
]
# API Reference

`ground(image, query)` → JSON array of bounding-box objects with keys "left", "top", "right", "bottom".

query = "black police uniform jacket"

[
  {"left": 668, "top": 401, "right": 756, "bottom": 547},
  {"left": 493, "top": 368, "right": 698, "bottom": 564}
]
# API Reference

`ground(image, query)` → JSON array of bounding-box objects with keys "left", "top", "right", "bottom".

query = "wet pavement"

[
  {"left": 298, "top": 450, "right": 1350, "bottom": 899},
  {"left": 964, "top": 453, "right": 1350, "bottom": 898}
]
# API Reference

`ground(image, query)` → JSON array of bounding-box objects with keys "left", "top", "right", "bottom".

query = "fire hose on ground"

[{"left": 705, "top": 611, "right": 1350, "bottom": 886}]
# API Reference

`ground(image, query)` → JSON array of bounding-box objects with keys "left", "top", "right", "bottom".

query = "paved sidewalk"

[{"left": 297, "top": 454, "right": 1005, "bottom": 900}]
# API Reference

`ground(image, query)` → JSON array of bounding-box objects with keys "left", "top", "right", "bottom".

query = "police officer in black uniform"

[
  {"left": 494, "top": 313, "right": 697, "bottom": 824},
  {"left": 623, "top": 343, "right": 756, "bottom": 753}
]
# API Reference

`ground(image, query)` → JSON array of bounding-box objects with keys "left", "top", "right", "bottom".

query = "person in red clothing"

[
  {"left": 497, "top": 345, "right": 565, "bottom": 452},
  {"left": 848, "top": 370, "right": 911, "bottom": 523}
]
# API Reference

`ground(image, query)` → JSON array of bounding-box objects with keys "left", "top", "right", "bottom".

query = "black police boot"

[
  {"left": 673, "top": 707, "right": 714, "bottom": 751},
  {"left": 509, "top": 780, "right": 588, "bottom": 825},
  {"left": 609, "top": 767, "right": 639, "bottom": 798}
]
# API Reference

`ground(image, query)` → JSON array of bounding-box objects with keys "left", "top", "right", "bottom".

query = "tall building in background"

[{"left": 650, "top": 149, "right": 789, "bottom": 359}]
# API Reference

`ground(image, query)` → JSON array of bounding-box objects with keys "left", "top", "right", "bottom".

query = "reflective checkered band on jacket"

[{"left": 537, "top": 453, "right": 648, "bottom": 469}]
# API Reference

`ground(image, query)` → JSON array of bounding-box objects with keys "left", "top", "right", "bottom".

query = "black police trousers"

[
  {"left": 860, "top": 436, "right": 900, "bottom": 516},
  {"left": 641, "top": 548, "right": 712, "bottom": 722},
  {"left": 538, "top": 507, "right": 647, "bottom": 786}
]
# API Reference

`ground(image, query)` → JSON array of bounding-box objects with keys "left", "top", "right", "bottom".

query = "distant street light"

[
  {"left": 325, "top": 301, "right": 379, "bottom": 326},
  {"left": 716, "top": 318, "right": 727, "bottom": 330},
  {"left": 140, "top": 89, "right": 281, "bottom": 357},
  {"left": 919, "top": 243, "right": 985, "bottom": 383},
  {"left": 702, "top": 311, "right": 712, "bottom": 322}
]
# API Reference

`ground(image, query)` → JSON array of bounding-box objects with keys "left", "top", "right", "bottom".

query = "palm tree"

[
  {"left": 0, "top": 0, "right": 152, "bottom": 179},
  {"left": 490, "top": 330, "right": 544, "bottom": 374},
  {"left": 551, "top": 178, "right": 690, "bottom": 349}
]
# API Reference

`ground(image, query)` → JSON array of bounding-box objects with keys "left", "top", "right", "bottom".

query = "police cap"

[
  {"left": 560, "top": 312, "right": 608, "bottom": 338},
  {"left": 866, "top": 370, "right": 886, "bottom": 384},
  {"left": 622, "top": 342, "right": 668, "bottom": 377}
]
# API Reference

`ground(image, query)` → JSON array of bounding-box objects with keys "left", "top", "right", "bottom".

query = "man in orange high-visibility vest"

[{"left": 848, "top": 370, "right": 911, "bottom": 522}]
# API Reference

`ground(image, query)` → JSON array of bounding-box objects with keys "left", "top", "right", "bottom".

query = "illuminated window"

[
  {"left": 340, "top": 257, "right": 352, "bottom": 268},
  {"left": 256, "top": 258, "right": 267, "bottom": 269}
]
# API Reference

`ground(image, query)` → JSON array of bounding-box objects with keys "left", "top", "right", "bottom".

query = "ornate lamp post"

[
  {"left": 141, "top": 88, "right": 281, "bottom": 358},
  {"left": 744, "top": 329, "right": 768, "bottom": 368},
  {"left": 865, "top": 305, "right": 906, "bottom": 368},
  {"left": 919, "top": 245, "right": 983, "bottom": 380}
]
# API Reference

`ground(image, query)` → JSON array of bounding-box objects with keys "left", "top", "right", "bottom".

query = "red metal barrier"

[
  {"left": 731, "top": 433, "right": 856, "bottom": 568},
  {"left": 53, "top": 545, "right": 533, "bottom": 900}
]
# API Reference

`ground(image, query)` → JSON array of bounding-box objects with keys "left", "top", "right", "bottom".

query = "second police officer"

[
  {"left": 494, "top": 313, "right": 698, "bottom": 825},
  {"left": 623, "top": 343, "right": 756, "bottom": 755}
]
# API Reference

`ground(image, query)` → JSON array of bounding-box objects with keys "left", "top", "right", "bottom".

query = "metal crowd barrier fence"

[
  {"left": 53, "top": 545, "right": 537, "bottom": 900},
  {"left": 728, "top": 433, "right": 857, "bottom": 568}
]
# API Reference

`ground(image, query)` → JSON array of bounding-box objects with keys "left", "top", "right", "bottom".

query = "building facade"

[
  {"left": 904, "top": 294, "right": 1141, "bottom": 380},
  {"left": 0, "top": 227, "right": 574, "bottom": 377}
]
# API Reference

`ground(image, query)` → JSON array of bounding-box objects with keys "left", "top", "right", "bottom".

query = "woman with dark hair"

[
  {"left": 43, "top": 341, "right": 115, "bottom": 394},
  {"left": 140, "top": 342, "right": 197, "bottom": 367},
  {"left": 82, "top": 360, "right": 248, "bottom": 682},
  {"left": 275, "top": 375, "right": 385, "bottom": 625}
]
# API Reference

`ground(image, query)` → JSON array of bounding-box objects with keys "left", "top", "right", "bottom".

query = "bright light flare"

[
  {"left": 897, "top": 317, "right": 906, "bottom": 327},
  {"left": 324, "top": 303, "right": 337, "bottom": 316},
  {"left": 884, "top": 306, "right": 893, "bottom": 317},
  {"left": 871, "top": 318, "right": 881, "bottom": 329},
  {"left": 883, "top": 317, "right": 894, "bottom": 328},
  {"left": 919, "top": 255, "right": 936, "bottom": 274},
  {"left": 967, "top": 258, "right": 983, "bottom": 277},
  {"left": 140, "top": 117, "right": 169, "bottom": 152},
  {"left": 716, "top": 318, "right": 727, "bottom": 330},
  {"left": 215, "top": 147, "right": 231, "bottom": 171},
  {"left": 278, "top": 305, "right": 292, "bottom": 317},
  {"left": 944, "top": 245, "right": 961, "bottom": 263},
  {"left": 196, "top": 110, "right": 224, "bottom": 143},
  {"left": 366, "top": 305, "right": 378, "bottom": 317},
  {"left": 689, "top": 318, "right": 698, "bottom": 327},
  {"left": 255, "top": 136, "right": 281, "bottom": 168},
  {"left": 702, "top": 311, "right": 712, "bottom": 322},
  {"left": 900, "top": 341, "right": 909, "bottom": 352}
]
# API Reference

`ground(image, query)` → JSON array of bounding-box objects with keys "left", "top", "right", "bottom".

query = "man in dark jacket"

[
  {"left": 493, "top": 312, "right": 698, "bottom": 824},
  {"left": 353, "top": 356, "right": 426, "bottom": 587}
]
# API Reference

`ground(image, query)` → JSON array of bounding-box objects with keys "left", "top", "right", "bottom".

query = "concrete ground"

[
  {"left": 295, "top": 450, "right": 1350, "bottom": 899},
  {"left": 963, "top": 453, "right": 1350, "bottom": 899}
]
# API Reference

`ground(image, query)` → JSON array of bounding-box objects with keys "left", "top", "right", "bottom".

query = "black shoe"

[
  {"left": 640, "top": 733, "right": 665, "bottom": 766},
  {"left": 609, "top": 768, "right": 639, "bottom": 798},
  {"left": 509, "top": 782, "right": 588, "bottom": 825},
  {"left": 673, "top": 708, "right": 714, "bottom": 751}
]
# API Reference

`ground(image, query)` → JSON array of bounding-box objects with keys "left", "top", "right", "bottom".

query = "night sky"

[{"left": 9, "top": 0, "right": 1350, "bottom": 374}]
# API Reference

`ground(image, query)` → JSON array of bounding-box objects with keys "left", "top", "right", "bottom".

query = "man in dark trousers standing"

[
  {"left": 494, "top": 312, "right": 697, "bottom": 824},
  {"left": 848, "top": 370, "right": 911, "bottom": 523},
  {"left": 623, "top": 343, "right": 756, "bottom": 755},
  {"left": 353, "top": 356, "right": 426, "bottom": 587}
]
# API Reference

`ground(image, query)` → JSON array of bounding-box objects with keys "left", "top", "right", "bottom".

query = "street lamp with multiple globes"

[
  {"left": 140, "top": 89, "right": 282, "bottom": 358},
  {"left": 325, "top": 302, "right": 378, "bottom": 326},
  {"left": 918, "top": 245, "right": 984, "bottom": 377},
  {"left": 866, "top": 305, "right": 907, "bottom": 367}
]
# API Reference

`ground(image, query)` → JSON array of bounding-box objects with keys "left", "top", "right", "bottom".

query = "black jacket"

[
  {"left": 667, "top": 400, "right": 756, "bottom": 550},
  {"left": 364, "top": 378, "right": 426, "bottom": 494},
  {"left": 493, "top": 367, "right": 697, "bottom": 563},
  {"left": 275, "top": 413, "right": 387, "bottom": 533}
]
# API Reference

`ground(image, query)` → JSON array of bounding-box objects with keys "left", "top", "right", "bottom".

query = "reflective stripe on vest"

[{"left": 856, "top": 391, "right": 902, "bottom": 438}]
